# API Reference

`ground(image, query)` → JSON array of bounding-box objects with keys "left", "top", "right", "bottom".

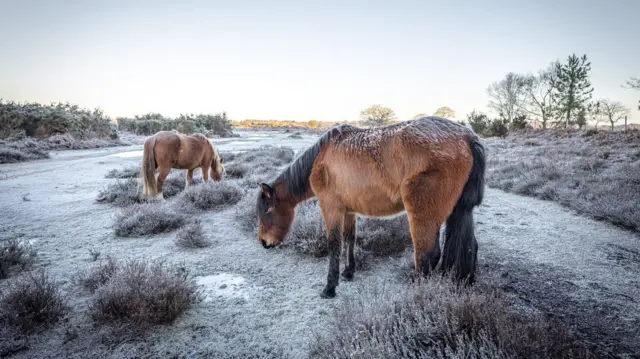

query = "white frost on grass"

[{"left": 196, "top": 273, "right": 249, "bottom": 302}]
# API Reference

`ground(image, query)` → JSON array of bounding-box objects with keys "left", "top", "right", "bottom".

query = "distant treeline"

[
  {"left": 116, "top": 112, "right": 234, "bottom": 137},
  {"left": 0, "top": 100, "right": 236, "bottom": 140},
  {"left": 0, "top": 100, "right": 117, "bottom": 140},
  {"left": 232, "top": 119, "right": 365, "bottom": 130}
]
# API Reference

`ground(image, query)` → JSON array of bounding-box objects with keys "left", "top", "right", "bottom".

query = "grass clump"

[
  {"left": 357, "top": 215, "right": 412, "bottom": 256},
  {"left": 285, "top": 201, "right": 413, "bottom": 263},
  {"left": 114, "top": 203, "right": 187, "bottom": 237},
  {"left": 0, "top": 146, "right": 50, "bottom": 164},
  {"left": 0, "top": 270, "right": 69, "bottom": 334},
  {"left": 310, "top": 277, "right": 593, "bottom": 359},
  {"left": 105, "top": 165, "right": 141, "bottom": 179},
  {"left": 287, "top": 201, "right": 328, "bottom": 257},
  {"left": 223, "top": 162, "right": 250, "bottom": 179},
  {"left": 87, "top": 258, "right": 203, "bottom": 328},
  {"left": 78, "top": 256, "right": 119, "bottom": 293},
  {"left": 0, "top": 239, "right": 36, "bottom": 279},
  {"left": 234, "top": 191, "right": 258, "bottom": 233},
  {"left": 175, "top": 220, "right": 211, "bottom": 248},
  {"left": 180, "top": 181, "right": 243, "bottom": 210},
  {"left": 96, "top": 178, "right": 143, "bottom": 207}
]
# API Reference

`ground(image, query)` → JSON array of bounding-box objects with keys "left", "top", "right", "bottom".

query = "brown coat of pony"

[
  {"left": 141, "top": 131, "right": 225, "bottom": 198},
  {"left": 256, "top": 116, "right": 486, "bottom": 298}
]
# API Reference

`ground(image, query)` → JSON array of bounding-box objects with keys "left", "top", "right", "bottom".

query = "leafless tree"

[
  {"left": 518, "top": 62, "right": 558, "bottom": 129},
  {"left": 599, "top": 99, "right": 630, "bottom": 131},
  {"left": 486, "top": 72, "right": 526, "bottom": 123}
]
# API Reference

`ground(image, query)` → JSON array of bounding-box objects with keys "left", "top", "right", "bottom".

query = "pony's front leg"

[
  {"left": 186, "top": 169, "right": 194, "bottom": 186},
  {"left": 319, "top": 202, "right": 345, "bottom": 299},
  {"left": 201, "top": 165, "right": 210, "bottom": 183},
  {"left": 341, "top": 213, "right": 357, "bottom": 281}
]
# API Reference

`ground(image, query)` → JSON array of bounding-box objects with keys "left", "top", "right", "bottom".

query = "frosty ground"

[{"left": 0, "top": 129, "right": 639, "bottom": 358}]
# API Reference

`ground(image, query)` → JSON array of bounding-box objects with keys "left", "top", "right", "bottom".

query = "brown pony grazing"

[
  {"left": 141, "top": 131, "right": 225, "bottom": 199},
  {"left": 256, "top": 116, "right": 486, "bottom": 298}
]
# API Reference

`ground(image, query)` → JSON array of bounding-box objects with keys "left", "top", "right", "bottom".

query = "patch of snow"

[{"left": 197, "top": 273, "right": 249, "bottom": 302}]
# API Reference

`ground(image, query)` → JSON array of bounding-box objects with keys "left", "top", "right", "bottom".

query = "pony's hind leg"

[
  {"left": 155, "top": 165, "right": 171, "bottom": 199},
  {"left": 401, "top": 170, "right": 463, "bottom": 277},
  {"left": 341, "top": 213, "right": 357, "bottom": 281}
]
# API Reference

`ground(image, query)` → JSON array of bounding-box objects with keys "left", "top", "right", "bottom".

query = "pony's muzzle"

[{"left": 260, "top": 239, "right": 274, "bottom": 249}]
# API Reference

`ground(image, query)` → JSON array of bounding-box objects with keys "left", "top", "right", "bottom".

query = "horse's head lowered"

[
  {"left": 211, "top": 148, "right": 225, "bottom": 181},
  {"left": 256, "top": 182, "right": 295, "bottom": 248}
]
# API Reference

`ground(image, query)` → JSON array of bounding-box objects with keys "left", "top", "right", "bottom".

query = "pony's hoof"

[
  {"left": 341, "top": 270, "right": 354, "bottom": 281},
  {"left": 320, "top": 287, "right": 336, "bottom": 299}
]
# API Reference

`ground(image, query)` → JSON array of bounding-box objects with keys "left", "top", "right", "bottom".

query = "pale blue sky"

[{"left": 1, "top": 0, "right": 638, "bottom": 123}]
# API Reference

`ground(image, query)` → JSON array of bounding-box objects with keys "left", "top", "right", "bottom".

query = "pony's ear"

[{"left": 259, "top": 182, "right": 273, "bottom": 200}]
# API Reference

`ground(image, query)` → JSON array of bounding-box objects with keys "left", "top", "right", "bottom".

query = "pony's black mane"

[{"left": 273, "top": 124, "right": 351, "bottom": 198}]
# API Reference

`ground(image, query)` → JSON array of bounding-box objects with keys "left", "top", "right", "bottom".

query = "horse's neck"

[{"left": 275, "top": 180, "right": 314, "bottom": 207}]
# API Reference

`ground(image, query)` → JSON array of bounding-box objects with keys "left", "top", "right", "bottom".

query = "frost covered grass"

[
  {"left": 175, "top": 220, "right": 212, "bottom": 248},
  {"left": 0, "top": 239, "right": 36, "bottom": 279},
  {"left": 179, "top": 181, "right": 243, "bottom": 210},
  {"left": 114, "top": 203, "right": 187, "bottom": 237},
  {"left": 0, "top": 270, "right": 69, "bottom": 334},
  {"left": 486, "top": 129, "right": 640, "bottom": 231},
  {"left": 105, "top": 165, "right": 140, "bottom": 179},
  {"left": 310, "top": 276, "right": 594, "bottom": 359},
  {"left": 96, "top": 178, "right": 144, "bottom": 207},
  {"left": 266, "top": 200, "right": 412, "bottom": 266},
  {"left": 0, "top": 134, "right": 137, "bottom": 164},
  {"left": 84, "top": 258, "right": 203, "bottom": 328}
]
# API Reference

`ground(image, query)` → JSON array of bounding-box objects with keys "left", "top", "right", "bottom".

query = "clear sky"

[{"left": 1, "top": 0, "right": 638, "bottom": 123}]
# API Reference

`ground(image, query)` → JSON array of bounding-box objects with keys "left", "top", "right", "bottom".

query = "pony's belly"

[{"left": 345, "top": 190, "right": 405, "bottom": 217}]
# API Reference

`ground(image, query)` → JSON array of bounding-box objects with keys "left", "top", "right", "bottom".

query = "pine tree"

[{"left": 551, "top": 54, "right": 594, "bottom": 128}]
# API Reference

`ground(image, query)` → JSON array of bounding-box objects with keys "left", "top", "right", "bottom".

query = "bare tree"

[
  {"left": 412, "top": 113, "right": 428, "bottom": 120},
  {"left": 599, "top": 99, "right": 630, "bottom": 131},
  {"left": 486, "top": 72, "right": 526, "bottom": 123},
  {"left": 360, "top": 105, "right": 397, "bottom": 127},
  {"left": 518, "top": 63, "right": 558, "bottom": 129},
  {"left": 433, "top": 106, "right": 455, "bottom": 119},
  {"left": 622, "top": 76, "right": 640, "bottom": 111},
  {"left": 622, "top": 76, "right": 640, "bottom": 90}
]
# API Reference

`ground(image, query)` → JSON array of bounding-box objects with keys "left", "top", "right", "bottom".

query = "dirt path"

[{"left": 0, "top": 131, "right": 638, "bottom": 358}]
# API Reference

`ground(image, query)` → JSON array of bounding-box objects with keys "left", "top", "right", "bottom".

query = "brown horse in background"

[
  {"left": 256, "top": 116, "right": 486, "bottom": 298},
  {"left": 141, "top": 131, "right": 225, "bottom": 198}
]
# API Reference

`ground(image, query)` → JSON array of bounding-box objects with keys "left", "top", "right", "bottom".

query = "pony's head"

[
  {"left": 211, "top": 148, "right": 225, "bottom": 181},
  {"left": 256, "top": 182, "right": 295, "bottom": 248}
]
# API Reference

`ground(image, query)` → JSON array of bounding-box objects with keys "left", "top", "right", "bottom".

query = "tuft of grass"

[
  {"left": 78, "top": 256, "right": 119, "bottom": 293},
  {"left": 223, "top": 162, "right": 250, "bottom": 179},
  {"left": 114, "top": 203, "right": 187, "bottom": 237},
  {"left": 234, "top": 190, "right": 258, "bottom": 233},
  {"left": 0, "top": 146, "right": 50, "bottom": 164},
  {"left": 310, "top": 277, "right": 594, "bottom": 359},
  {"left": 180, "top": 181, "right": 243, "bottom": 211},
  {"left": 105, "top": 165, "right": 141, "bottom": 179},
  {"left": 87, "top": 258, "right": 203, "bottom": 328},
  {"left": 175, "top": 220, "right": 211, "bottom": 248},
  {"left": 0, "top": 270, "right": 69, "bottom": 334},
  {"left": 95, "top": 178, "right": 143, "bottom": 207},
  {"left": 284, "top": 201, "right": 413, "bottom": 264},
  {"left": 286, "top": 201, "right": 328, "bottom": 257},
  {"left": 0, "top": 239, "right": 36, "bottom": 279},
  {"left": 486, "top": 130, "right": 640, "bottom": 231},
  {"left": 357, "top": 215, "right": 412, "bottom": 256}
]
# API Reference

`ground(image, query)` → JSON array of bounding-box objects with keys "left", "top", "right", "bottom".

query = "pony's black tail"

[{"left": 441, "top": 136, "right": 486, "bottom": 284}]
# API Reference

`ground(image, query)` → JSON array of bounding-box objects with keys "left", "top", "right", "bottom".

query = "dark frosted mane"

[{"left": 274, "top": 125, "right": 350, "bottom": 198}]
